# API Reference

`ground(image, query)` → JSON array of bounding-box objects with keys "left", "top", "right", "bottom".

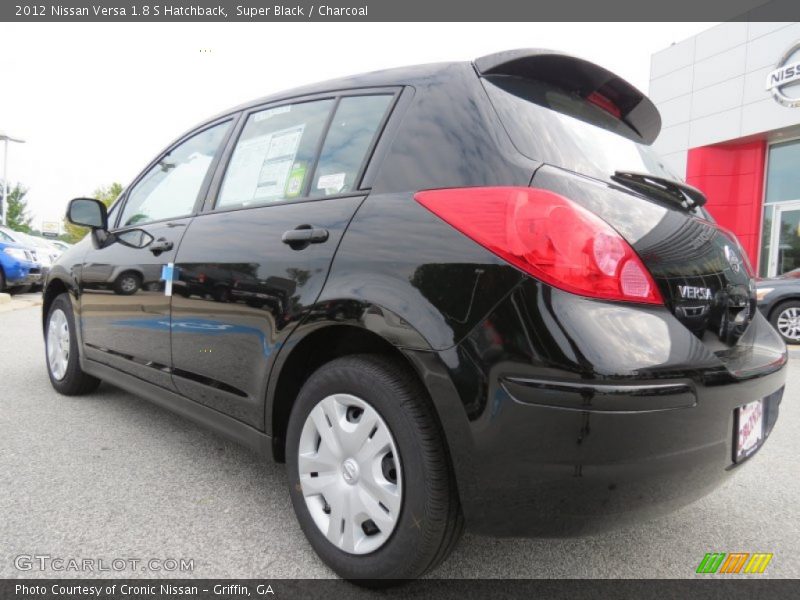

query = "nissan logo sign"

[{"left": 766, "top": 41, "right": 800, "bottom": 107}]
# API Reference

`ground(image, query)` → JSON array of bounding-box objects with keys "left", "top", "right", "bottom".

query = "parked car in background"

[
  {"left": 757, "top": 268, "right": 800, "bottom": 344},
  {"left": 0, "top": 227, "right": 52, "bottom": 284},
  {"left": 49, "top": 240, "right": 73, "bottom": 253},
  {"left": 42, "top": 49, "right": 787, "bottom": 582},
  {"left": 22, "top": 232, "right": 62, "bottom": 263},
  {"left": 0, "top": 237, "right": 41, "bottom": 293}
]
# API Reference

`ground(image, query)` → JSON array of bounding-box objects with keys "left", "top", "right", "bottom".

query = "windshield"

[{"left": 482, "top": 75, "right": 677, "bottom": 183}]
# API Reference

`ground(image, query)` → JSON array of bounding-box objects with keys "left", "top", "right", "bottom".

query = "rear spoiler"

[{"left": 474, "top": 49, "right": 662, "bottom": 145}]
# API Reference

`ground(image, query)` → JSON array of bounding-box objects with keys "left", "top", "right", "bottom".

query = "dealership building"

[{"left": 649, "top": 22, "right": 800, "bottom": 278}]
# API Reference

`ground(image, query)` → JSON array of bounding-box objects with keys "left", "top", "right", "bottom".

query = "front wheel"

[
  {"left": 286, "top": 354, "right": 463, "bottom": 583},
  {"left": 45, "top": 293, "right": 101, "bottom": 395},
  {"left": 771, "top": 300, "right": 800, "bottom": 344}
]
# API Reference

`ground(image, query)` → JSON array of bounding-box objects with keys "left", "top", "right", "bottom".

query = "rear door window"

[
  {"left": 310, "top": 95, "right": 393, "bottom": 197},
  {"left": 217, "top": 100, "right": 334, "bottom": 209}
]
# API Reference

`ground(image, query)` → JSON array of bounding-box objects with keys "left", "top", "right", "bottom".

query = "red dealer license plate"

[{"left": 735, "top": 399, "right": 764, "bottom": 462}]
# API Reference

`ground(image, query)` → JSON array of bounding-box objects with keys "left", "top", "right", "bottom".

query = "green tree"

[
  {"left": 1, "top": 182, "right": 33, "bottom": 233},
  {"left": 62, "top": 182, "right": 123, "bottom": 243}
]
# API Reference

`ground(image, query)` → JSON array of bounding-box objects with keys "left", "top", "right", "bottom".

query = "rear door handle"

[
  {"left": 149, "top": 238, "right": 174, "bottom": 255},
  {"left": 282, "top": 225, "right": 329, "bottom": 248}
]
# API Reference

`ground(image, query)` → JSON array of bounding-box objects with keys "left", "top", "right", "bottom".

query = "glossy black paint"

[
  {"left": 43, "top": 52, "right": 789, "bottom": 538},
  {"left": 532, "top": 165, "right": 758, "bottom": 347},
  {"left": 80, "top": 218, "right": 191, "bottom": 390},
  {"left": 170, "top": 195, "right": 365, "bottom": 427},
  {"left": 435, "top": 281, "right": 786, "bottom": 535}
]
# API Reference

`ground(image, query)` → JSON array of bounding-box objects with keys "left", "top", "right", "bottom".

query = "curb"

[{"left": 0, "top": 295, "right": 42, "bottom": 313}]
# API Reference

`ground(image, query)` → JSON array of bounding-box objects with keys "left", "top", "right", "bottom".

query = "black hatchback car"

[{"left": 43, "top": 49, "right": 787, "bottom": 581}]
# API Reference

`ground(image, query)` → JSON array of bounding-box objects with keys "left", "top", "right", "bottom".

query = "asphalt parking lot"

[{"left": 1, "top": 298, "right": 799, "bottom": 579}]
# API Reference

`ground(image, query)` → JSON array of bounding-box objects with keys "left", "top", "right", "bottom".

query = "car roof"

[{"left": 200, "top": 61, "right": 457, "bottom": 126}]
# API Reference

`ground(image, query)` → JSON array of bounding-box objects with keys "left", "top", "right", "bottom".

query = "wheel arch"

[
  {"left": 42, "top": 276, "right": 71, "bottom": 332},
  {"left": 769, "top": 296, "right": 800, "bottom": 321},
  {"left": 268, "top": 322, "right": 421, "bottom": 462},
  {"left": 266, "top": 304, "right": 478, "bottom": 515},
  {"left": 114, "top": 268, "right": 144, "bottom": 282}
]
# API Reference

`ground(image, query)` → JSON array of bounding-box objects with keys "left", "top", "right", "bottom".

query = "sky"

[{"left": 0, "top": 22, "right": 717, "bottom": 228}]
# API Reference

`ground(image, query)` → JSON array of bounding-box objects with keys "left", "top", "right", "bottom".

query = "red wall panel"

[{"left": 686, "top": 140, "right": 766, "bottom": 270}]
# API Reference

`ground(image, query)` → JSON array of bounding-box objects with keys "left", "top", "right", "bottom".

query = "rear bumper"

[
  {"left": 464, "top": 372, "right": 784, "bottom": 537},
  {"left": 423, "top": 282, "right": 788, "bottom": 537}
]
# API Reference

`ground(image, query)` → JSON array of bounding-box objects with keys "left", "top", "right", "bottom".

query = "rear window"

[
  {"left": 310, "top": 94, "right": 392, "bottom": 198},
  {"left": 482, "top": 76, "right": 677, "bottom": 183}
]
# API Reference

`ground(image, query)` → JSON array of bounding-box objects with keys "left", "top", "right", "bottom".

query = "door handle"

[
  {"left": 149, "top": 238, "right": 174, "bottom": 256},
  {"left": 282, "top": 225, "right": 329, "bottom": 249}
]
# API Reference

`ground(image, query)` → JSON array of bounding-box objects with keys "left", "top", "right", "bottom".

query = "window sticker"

[
  {"left": 285, "top": 162, "right": 307, "bottom": 198},
  {"left": 253, "top": 105, "right": 291, "bottom": 122},
  {"left": 254, "top": 125, "right": 304, "bottom": 200},
  {"left": 222, "top": 124, "right": 305, "bottom": 205},
  {"left": 221, "top": 135, "right": 271, "bottom": 204},
  {"left": 316, "top": 172, "right": 346, "bottom": 195}
]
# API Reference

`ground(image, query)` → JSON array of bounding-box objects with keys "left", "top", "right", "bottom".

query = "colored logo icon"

[{"left": 696, "top": 552, "right": 773, "bottom": 574}]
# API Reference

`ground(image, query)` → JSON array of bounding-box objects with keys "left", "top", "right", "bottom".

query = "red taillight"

[{"left": 414, "top": 187, "right": 663, "bottom": 305}]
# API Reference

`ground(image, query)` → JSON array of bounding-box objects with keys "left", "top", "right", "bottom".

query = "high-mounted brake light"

[
  {"left": 414, "top": 187, "right": 663, "bottom": 305},
  {"left": 586, "top": 91, "right": 622, "bottom": 119}
]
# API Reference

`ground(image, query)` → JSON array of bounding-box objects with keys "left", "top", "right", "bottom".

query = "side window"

[
  {"left": 0, "top": 230, "right": 13, "bottom": 242},
  {"left": 119, "top": 121, "right": 231, "bottom": 227},
  {"left": 217, "top": 100, "right": 334, "bottom": 209},
  {"left": 310, "top": 95, "right": 393, "bottom": 197}
]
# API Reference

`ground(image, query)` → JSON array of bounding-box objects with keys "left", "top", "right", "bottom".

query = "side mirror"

[{"left": 67, "top": 198, "right": 108, "bottom": 230}]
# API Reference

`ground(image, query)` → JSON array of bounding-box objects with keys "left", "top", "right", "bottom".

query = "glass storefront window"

[
  {"left": 765, "top": 140, "right": 800, "bottom": 204},
  {"left": 760, "top": 204, "right": 773, "bottom": 278},
  {"left": 760, "top": 140, "right": 800, "bottom": 277}
]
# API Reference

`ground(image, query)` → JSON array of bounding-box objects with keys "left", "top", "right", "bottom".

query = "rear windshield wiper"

[{"left": 612, "top": 170, "right": 707, "bottom": 211}]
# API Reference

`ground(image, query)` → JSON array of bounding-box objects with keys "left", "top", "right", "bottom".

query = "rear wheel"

[
  {"left": 771, "top": 300, "right": 800, "bottom": 344},
  {"left": 0, "top": 269, "right": 5, "bottom": 292},
  {"left": 286, "top": 354, "right": 463, "bottom": 583},
  {"left": 45, "top": 293, "right": 101, "bottom": 395}
]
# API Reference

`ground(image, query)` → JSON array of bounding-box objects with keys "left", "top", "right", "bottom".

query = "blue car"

[{"left": 0, "top": 237, "right": 42, "bottom": 293}]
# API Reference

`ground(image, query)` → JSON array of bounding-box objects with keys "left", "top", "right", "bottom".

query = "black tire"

[
  {"left": 286, "top": 354, "right": 463, "bottom": 583},
  {"left": 113, "top": 271, "right": 142, "bottom": 295},
  {"left": 0, "top": 268, "right": 6, "bottom": 292},
  {"left": 770, "top": 300, "right": 800, "bottom": 345},
  {"left": 45, "top": 293, "right": 101, "bottom": 395}
]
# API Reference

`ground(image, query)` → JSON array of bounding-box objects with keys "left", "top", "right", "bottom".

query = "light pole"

[{"left": 0, "top": 132, "right": 26, "bottom": 227}]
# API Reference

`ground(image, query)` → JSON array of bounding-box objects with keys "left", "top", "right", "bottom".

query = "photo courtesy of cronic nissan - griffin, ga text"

[{"left": 41, "top": 49, "right": 787, "bottom": 582}]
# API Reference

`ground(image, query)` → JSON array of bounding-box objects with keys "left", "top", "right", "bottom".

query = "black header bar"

[{"left": 3, "top": 0, "right": 799, "bottom": 22}]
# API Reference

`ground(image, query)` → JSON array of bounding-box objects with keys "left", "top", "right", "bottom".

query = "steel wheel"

[
  {"left": 776, "top": 306, "right": 800, "bottom": 341},
  {"left": 119, "top": 276, "right": 138, "bottom": 293},
  {"left": 46, "top": 308, "right": 70, "bottom": 381},
  {"left": 297, "top": 393, "right": 402, "bottom": 555}
]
